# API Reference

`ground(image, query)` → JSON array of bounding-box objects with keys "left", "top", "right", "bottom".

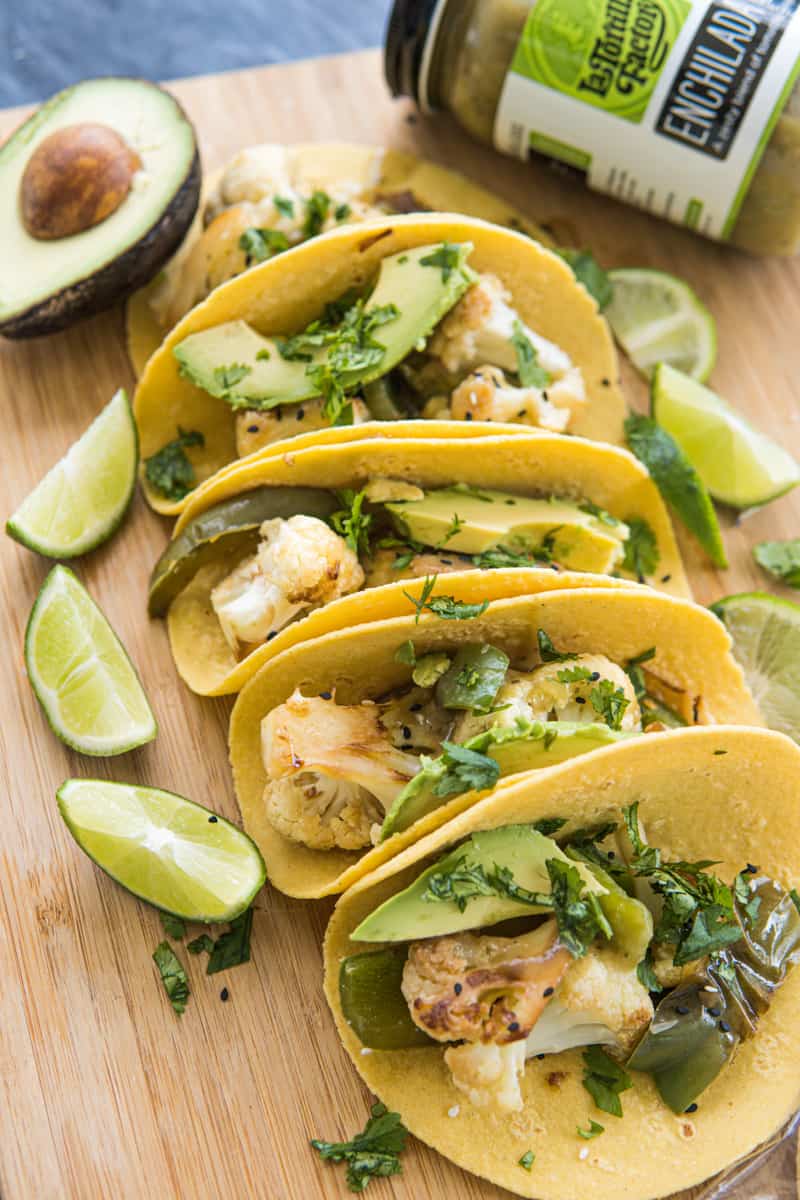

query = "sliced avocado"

[
  {"left": 147, "top": 485, "right": 338, "bottom": 616},
  {"left": 0, "top": 78, "right": 199, "bottom": 338},
  {"left": 353, "top": 824, "right": 604, "bottom": 943},
  {"left": 172, "top": 242, "right": 476, "bottom": 410},
  {"left": 380, "top": 721, "right": 635, "bottom": 841},
  {"left": 385, "top": 487, "right": 629, "bottom": 574}
]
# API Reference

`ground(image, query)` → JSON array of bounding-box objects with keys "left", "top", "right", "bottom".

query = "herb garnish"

[
  {"left": 186, "top": 909, "right": 255, "bottom": 974},
  {"left": 404, "top": 575, "right": 489, "bottom": 623},
  {"left": 577, "top": 1120, "right": 605, "bottom": 1139},
  {"left": 622, "top": 517, "right": 660, "bottom": 581},
  {"left": 431, "top": 741, "right": 501, "bottom": 798},
  {"left": 753, "top": 539, "right": 800, "bottom": 587},
  {"left": 578, "top": 500, "right": 619, "bottom": 527},
  {"left": 335, "top": 202, "right": 352, "bottom": 221},
  {"left": 273, "top": 195, "right": 295, "bottom": 219},
  {"left": 555, "top": 248, "right": 613, "bottom": 311},
  {"left": 625, "top": 646, "right": 656, "bottom": 702},
  {"left": 582, "top": 1047, "right": 632, "bottom": 1117},
  {"left": 330, "top": 489, "right": 373, "bottom": 556},
  {"left": 153, "top": 941, "right": 190, "bottom": 1016},
  {"left": 187, "top": 934, "right": 215, "bottom": 956},
  {"left": 214, "top": 363, "right": 252, "bottom": 390},
  {"left": 636, "top": 948, "right": 659, "bottom": 992},
  {"left": 511, "top": 320, "right": 550, "bottom": 387},
  {"left": 160, "top": 912, "right": 186, "bottom": 940},
  {"left": 537, "top": 629, "right": 574, "bottom": 663},
  {"left": 311, "top": 1101, "right": 408, "bottom": 1193},
  {"left": 302, "top": 189, "right": 332, "bottom": 238},
  {"left": 419, "top": 241, "right": 462, "bottom": 282},
  {"left": 557, "top": 665, "right": 592, "bottom": 683},
  {"left": 144, "top": 428, "right": 204, "bottom": 501},
  {"left": 518, "top": 1150, "right": 535, "bottom": 1170},
  {"left": 472, "top": 543, "right": 552, "bottom": 570},
  {"left": 590, "top": 679, "right": 630, "bottom": 730},
  {"left": 238, "top": 226, "right": 290, "bottom": 265}
]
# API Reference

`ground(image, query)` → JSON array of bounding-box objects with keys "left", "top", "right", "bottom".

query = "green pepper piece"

[
  {"left": 574, "top": 858, "right": 653, "bottom": 963},
  {"left": 640, "top": 697, "right": 687, "bottom": 728},
  {"left": 147, "top": 486, "right": 338, "bottom": 616},
  {"left": 339, "top": 947, "right": 434, "bottom": 1050},
  {"left": 435, "top": 643, "right": 510, "bottom": 711},
  {"left": 627, "top": 982, "right": 737, "bottom": 1113}
]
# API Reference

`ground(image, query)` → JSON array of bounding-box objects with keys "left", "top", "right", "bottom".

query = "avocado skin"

[{"left": 1, "top": 97, "right": 200, "bottom": 339}]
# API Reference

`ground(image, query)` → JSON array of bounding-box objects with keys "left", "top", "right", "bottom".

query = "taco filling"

[
  {"left": 166, "top": 242, "right": 588, "bottom": 457},
  {"left": 340, "top": 815, "right": 800, "bottom": 1117},
  {"left": 257, "top": 630, "right": 699, "bottom": 854}
]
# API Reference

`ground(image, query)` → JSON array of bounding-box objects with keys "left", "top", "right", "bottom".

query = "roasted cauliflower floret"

[
  {"left": 449, "top": 365, "right": 577, "bottom": 433},
  {"left": 211, "top": 515, "right": 365, "bottom": 654},
  {"left": 377, "top": 686, "right": 454, "bottom": 754},
  {"left": 525, "top": 947, "right": 653, "bottom": 1059},
  {"left": 444, "top": 1041, "right": 527, "bottom": 1112},
  {"left": 401, "top": 920, "right": 571, "bottom": 1044},
  {"left": 361, "top": 546, "right": 471, "bottom": 589},
  {"left": 452, "top": 669, "right": 548, "bottom": 742},
  {"left": 235, "top": 396, "right": 370, "bottom": 456},
  {"left": 261, "top": 690, "right": 419, "bottom": 850}
]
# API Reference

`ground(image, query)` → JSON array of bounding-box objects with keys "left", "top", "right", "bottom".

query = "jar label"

[{"left": 494, "top": 0, "right": 800, "bottom": 239}]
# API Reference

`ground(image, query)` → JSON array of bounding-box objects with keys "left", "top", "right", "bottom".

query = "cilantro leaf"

[
  {"left": 578, "top": 500, "right": 619, "bottom": 527},
  {"left": 335, "top": 202, "right": 352, "bottom": 221},
  {"left": 186, "top": 910, "right": 255, "bottom": 974},
  {"left": 330, "top": 488, "right": 373, "bottom": 556},
  {"left": 622, "top": 516, "right": 660, "bottom": 581},
  {"left": 511, "top": 320, "right": 550, "bottom": 387},
  {"left": 556, "top": 248, "right": 613, "bottom": 311},
  {"left": 636, "top": 948, "right": 659, "bottom": 992},
  {"left": 238, "top": 226, "right": 290, "bottom": 265},
  {"left": 518, "top": 1151, "right": 535, "bottom": 1170},
  {"left": 590, "top": 679, "right": 630, "bottom": 730},
  {"left": 273, "top": 195, "right": 295, "bottom": 219},
  {"left": 537, "top": 629, "right": 574, "bottom": 663},
  {"left": 159, "top": 912, "right": 186, "bottom": 940},
  {"left": 754, "top": 539, "right": 800, "bottom": 588},
  {"left": 214, "top": 363, "right": 252, "bottom": 390},
  {"left": 394, "top": 640, "right": 416, "bottom": 666},
  {"left": 403, "top": 575, "right": 489, "bottom": 623},
  {"left": 303, "top": 190, "right": 332, "bottom": 238},
  {"left": 472, "top": 544, "right": 552, "bottom": 570},
  {"left": 144, "top": 428, "right": 204, "bottom": 501},
  {"left": 187, "top": 934, "right": 215, "bottom": 956},
  {"left": 311, "top": 1101, "right": 408, "bottom": 1193},
  {"left": 557, "top": 665, "right": 592, "bottom": 683},
  {"left": 582, "top": 1047, "right": 632, "bottom": 1117},
  {"left": 546, "top": 859, "right": 612, "bottom": 957},
  {"left": 153, "top": 941, "right": 190, "bottom": 1016},
  {"left": 577, "top": 1120, "right": 605, "bottom": 1139},
  {"left": 432, "top": 741, "right": 501, "bottom": 798},
  {"left": 625, "top": 646, "right": 656, "bottom": 701},
  {"left": 419, "top": 241, "right": 462, "bottom": 282}
]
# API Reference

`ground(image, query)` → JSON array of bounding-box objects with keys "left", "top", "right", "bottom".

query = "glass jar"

[{"left": 385, "top": 0, "right": 800, "bottom": 255}]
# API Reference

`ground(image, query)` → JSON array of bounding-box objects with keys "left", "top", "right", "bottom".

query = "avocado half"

[{"left": 0, "top": 77, "right": 200, "bottom": 338}]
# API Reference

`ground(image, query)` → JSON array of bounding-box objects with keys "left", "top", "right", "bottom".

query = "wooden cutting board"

[{"left": 1, "top": 49, "right": 799, "bottom": 1200}]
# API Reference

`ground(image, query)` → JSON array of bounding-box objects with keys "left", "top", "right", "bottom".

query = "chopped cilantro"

[
  {"left": 450, "top": 482, "right": 494, "bottom": 502},
  {"left": 622, "top": 516, "right": 660, "bottom": 581},
  {"left": 144, "top": 428, "right": 204, "bottom": 501},
  {"left": 238, "top": 226, "right": 290, "bottom": 265},
  {"left": 394, "top": 640, "right": 416, "bottom": 666},
  {"left": 439, "top": 513, "right": 464, "bottom": 545},
  {"left": 255, "top": 347, "right": 271, "bottom": 361},
  {"left": 403, "top": 575, "right": 489, "bottom": 623},
  {"left": 511, "top": 320, "right": 550, "bottom": 387},
  {"left": 582, "top": 1046, "right": 632, "bottom": 1117},
  {"left": 791, "top": 888, "right": 800, "bottom": 916},
  {"left": 186, "top": 909, "right": 255, "bottom": 974},
  {"left": 472, "top": 543, "right": 551, "bottom": 570},
  {"left": 432, "top": 741, "right": 501, "bottom": 798},
  {"left": 733, "top": 871, "right": 762, "bottom": 926},
  {"left": 153, "top": 941, "right": 190, "bottom": 1016},
  {"left": 420, "top": 241, "right": 462, "bottom": 282},
  {"left": 625, "top": 646, "right": 656, "bottom": 701},
  {"left": 335, "top": 202, "right": 352, "bottom": 221},
  {"left": 330, "top": 488, "right": 373, "bottom": 556},
  {"left": 159, "top": 912, "right": 186, "bottom": 940},
  {"left": 273, "top": 195, "right": 295, "bottom": 219},
  {"left": 555, "top": 248, "right": 613, "bottom": 311},
  {"left": 187, "top": 934, "right": 215, "bottom": 956},
  {"left": 518, "top": 1150, "right": 535, "bottom": 1170},
  {"left": 577, "top": 1120, "right": 605, "bottom": 1140},
  {"left": 537, "top": 628, "right": 574, "bottom": 663},
  {"left": 753, "top": 539, "right": 800, "bottom": 588},
  {"left": 534, "top": 817, "right": 567, "bottom": 837},
  {"left": 311, "top": 1101, "right": 408, "bottom": 1193},
  {"left": 636, "top": 948, "right": 659, "bottom": 992},
  {"left": 578, "top": 500, "right": 619, "bottom": 527},
  {"left": 557, "top": 665, "right": 592, "bottom": 683},
  {"left": 214, "top": 363, "right": 252, "bottom": 390},
  {"left": 303, "top": 189, "right": 332, "bottom": 238},
  {"left": 590, "top": 679, "right": 630, "bottom": 730},
  {"left": 546, "top": 858, "right": 612, "bottom": 957}
]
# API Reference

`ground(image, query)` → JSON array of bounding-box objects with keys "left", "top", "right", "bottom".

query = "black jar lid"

[{"left": 384, "top": 0, "right": 448, "bottom": 111}]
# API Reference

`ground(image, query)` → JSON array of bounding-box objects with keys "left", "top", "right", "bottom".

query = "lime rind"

[
  {"left": 25, "top": 565, "right": 156, "bottom": 755},
  {"left": 710, "top": 591, "right": 800, "bottom": 742},
  {"left": 652, "top": 364, "right": 799, "bottom": 509},
  {"left": 607, "top": 268, "right": 717, "bottom": 382},
  {"left": 57, "top": 779, "right": 266, "bottom": 922},
  {"left": 6, "top": 389, "right": 138, "bottom": 558}
]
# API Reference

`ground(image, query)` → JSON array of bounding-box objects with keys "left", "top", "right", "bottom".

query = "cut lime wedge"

[
  {"left": 58, "top": 779, "right": 266, "bottom": 921},
  {"left": 652, "top": 363, "right": 799, "bottom": 509},
  {"left": 7, "top": 389, "right": 137, "bottom": 558},
  {"left": 606, "top": 268, "right": 717, "bottom": 381},
  {"left": 710, "top": 593, "right": 800, "bottom": 742},
  {"left": 25, "top": 565, "right": 156, "bottom": 755}
]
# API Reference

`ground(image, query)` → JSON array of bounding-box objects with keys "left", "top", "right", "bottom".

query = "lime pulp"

[{"left": 606, "top": 268, "right": 717, "bottom": 382}]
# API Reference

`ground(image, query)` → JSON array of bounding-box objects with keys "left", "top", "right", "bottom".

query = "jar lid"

[{"left": 384, "top": 0, "right": 449, "bottom": 112}]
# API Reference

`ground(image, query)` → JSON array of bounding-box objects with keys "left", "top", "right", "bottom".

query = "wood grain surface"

[{"left": 1, "top": 49, "right": 799, "bottom": 1200}]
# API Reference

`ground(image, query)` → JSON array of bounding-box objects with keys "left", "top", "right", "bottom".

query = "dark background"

[{"left": 1, "top": 0, "right": 393, "bottom": 107}]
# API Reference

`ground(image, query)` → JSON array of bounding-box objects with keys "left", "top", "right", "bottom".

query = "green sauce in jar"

[{"left": 386, "top": 0, "right": 800, "bottom": 254}]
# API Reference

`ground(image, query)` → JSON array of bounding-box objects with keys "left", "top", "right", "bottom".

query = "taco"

[
  {"left": 125, "top": 142, "right": 550, "bottom": 374},
  {"left": 134, "top": 213, "right": 623, "bottom": 513},
  {"left": 323, "top": 726, "right": 800, "bottom": 1200},
  {"left": 152, "top": 428, "right": 688, "bottom": 696},
  {"left": 229, "top": 587, "right": 761, "bottom": 899}
]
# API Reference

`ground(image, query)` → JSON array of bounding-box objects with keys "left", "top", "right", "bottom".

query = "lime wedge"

[
  {"left": 606, "top": 268, "right": 716, "bottom": 381},
  {"left": 710, "top": 593, "right": 800, "bottom": 742},
  {"left": 625, "top": 411, "right": 727, "bottom": 568},
  {"left": 25, "top": 565, "right": 156, "bottom": 755},
  {"left": 58, "top": 779, "right": 266, "bottom": 921},
  {"left": 652, "top": 363, "right": 799, "bottom": 509},
  {"left": 7, "top": 389, "right": 137, "bottom": 557}
]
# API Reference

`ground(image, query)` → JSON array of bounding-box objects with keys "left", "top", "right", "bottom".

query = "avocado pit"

[{"left": 20, "top": 122, "right": 142, "bottom": 240}]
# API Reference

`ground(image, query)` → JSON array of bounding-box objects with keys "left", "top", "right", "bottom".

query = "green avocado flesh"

[
  {"left": 0, "top": 78, "right": 198, "bottom": 333},
  {"left": 353, "top": 825, "right": 601, "bottom": 943},
  {"left": 386, "top": 488, "right": 628, "bottom": 574},
  {"left": 172, "top": 242, "right": 475, "bottom": 409},
  {"left": 380, "top": 722, "right": 635, "bottom": 842},
  {"left": 147, "top": 486, "right": 337, "bottom": 616}
]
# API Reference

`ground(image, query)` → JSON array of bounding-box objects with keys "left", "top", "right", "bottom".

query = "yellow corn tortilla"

[
  {"left": 134, "top": 212, "right": 623, "bottom": 514},
  {"left": 323, "top": 725, "right": 800, "bottom": 1200},
  {"left": 166, "top": 429, "right": 688, "bottom": 695},
  {"left": 229, "top": 587, "right": 761, "bottom": 900},
  {"left": 125, "top": 143, "right": 551, "bottom": 376}
]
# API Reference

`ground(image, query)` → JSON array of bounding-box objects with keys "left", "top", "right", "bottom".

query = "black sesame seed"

[
  {"left": 550, "top": 563, "right": 559, "bottom": 571},
  {"left": 590, "top": 672, "right": 600, "bottom": 681},
  {"left": 508, "top": 1021, "right": 520, "bottom": 1032},
  {"left": 601, "top": 378, "right": 610, "bottom": 387},
  {"left": 410, "top": 703, "right": 423, "bottom": 712},
  {"left": 247, "top": 425, "right": 259, "bottom": 433},
  {"left": 465, "top": 412, "right": 473, "bottom": 421},
  {"left": 402, "top": 726, "right": 412, "bottom": 740},
  {"left": 320, "top": 691, "right": 332, "bottom": 700},
  {"left": 542, "top": 391, "right": 548, "bottom": 401},
  {"left": 684, "top": 1103, "right": 698, "bottom": 1114},
  {"left": 608, "top": 850, "right": 616, "bottom": 859},
  {"left": 454, "top": 983, "right": 462, "bottom": 995},
  {"left": 400, "top": 743, "right": 415, "bottom": 750},
  {"left": 746, "top": 863, "right": 758, "bottom": 874},
  {"left": 267, "top": 631, "right": 277, "bottom": 641},
  {"left": 719, "top": 1019, "right": 731, "bottom": 1033},
  {"left": 661, "top": 574, "right": 672, "bottom": 583},
  {"left": 208, "top": 815, "right": 218, "bottom": 824},
  {"left": 220, "top": 987, "right": 230, "bottom": 1002},
  {"left": 440, "top": 558, "right": 453, "bottom": 566},
  {"left": 708, "top": 1006, "right": 721, "bottom": 1017},
  {"left": 505, "top": 499, "right": 516, "bottom": 505},
  {"left": 405, "top": 112, "right": 418, "bottom": 124},
  {"left": 543, "top": 987, "right": 554, "bottom": 997},
  {"left": 575, "top": 696, "right": 586, "bottom": 705},
  {"left": 675, "top": 1005, "right": 689, "bottom": 1015},
  {"left": 537, "top": 1054, "right": 545, "bottom": 1060},
  {"left": 276, "top": 406, "right": 283, "bottom": 421},
  {"left": 296, "top": 408, "right": 305, "bottom": 421}
]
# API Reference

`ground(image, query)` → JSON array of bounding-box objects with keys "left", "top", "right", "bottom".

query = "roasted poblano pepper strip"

[
  {"left": 339, "top": 947, "right": 434, "bottom": 1050},
  {"left": 435, "top": 643, "right": 510, "bottom": 711}
]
